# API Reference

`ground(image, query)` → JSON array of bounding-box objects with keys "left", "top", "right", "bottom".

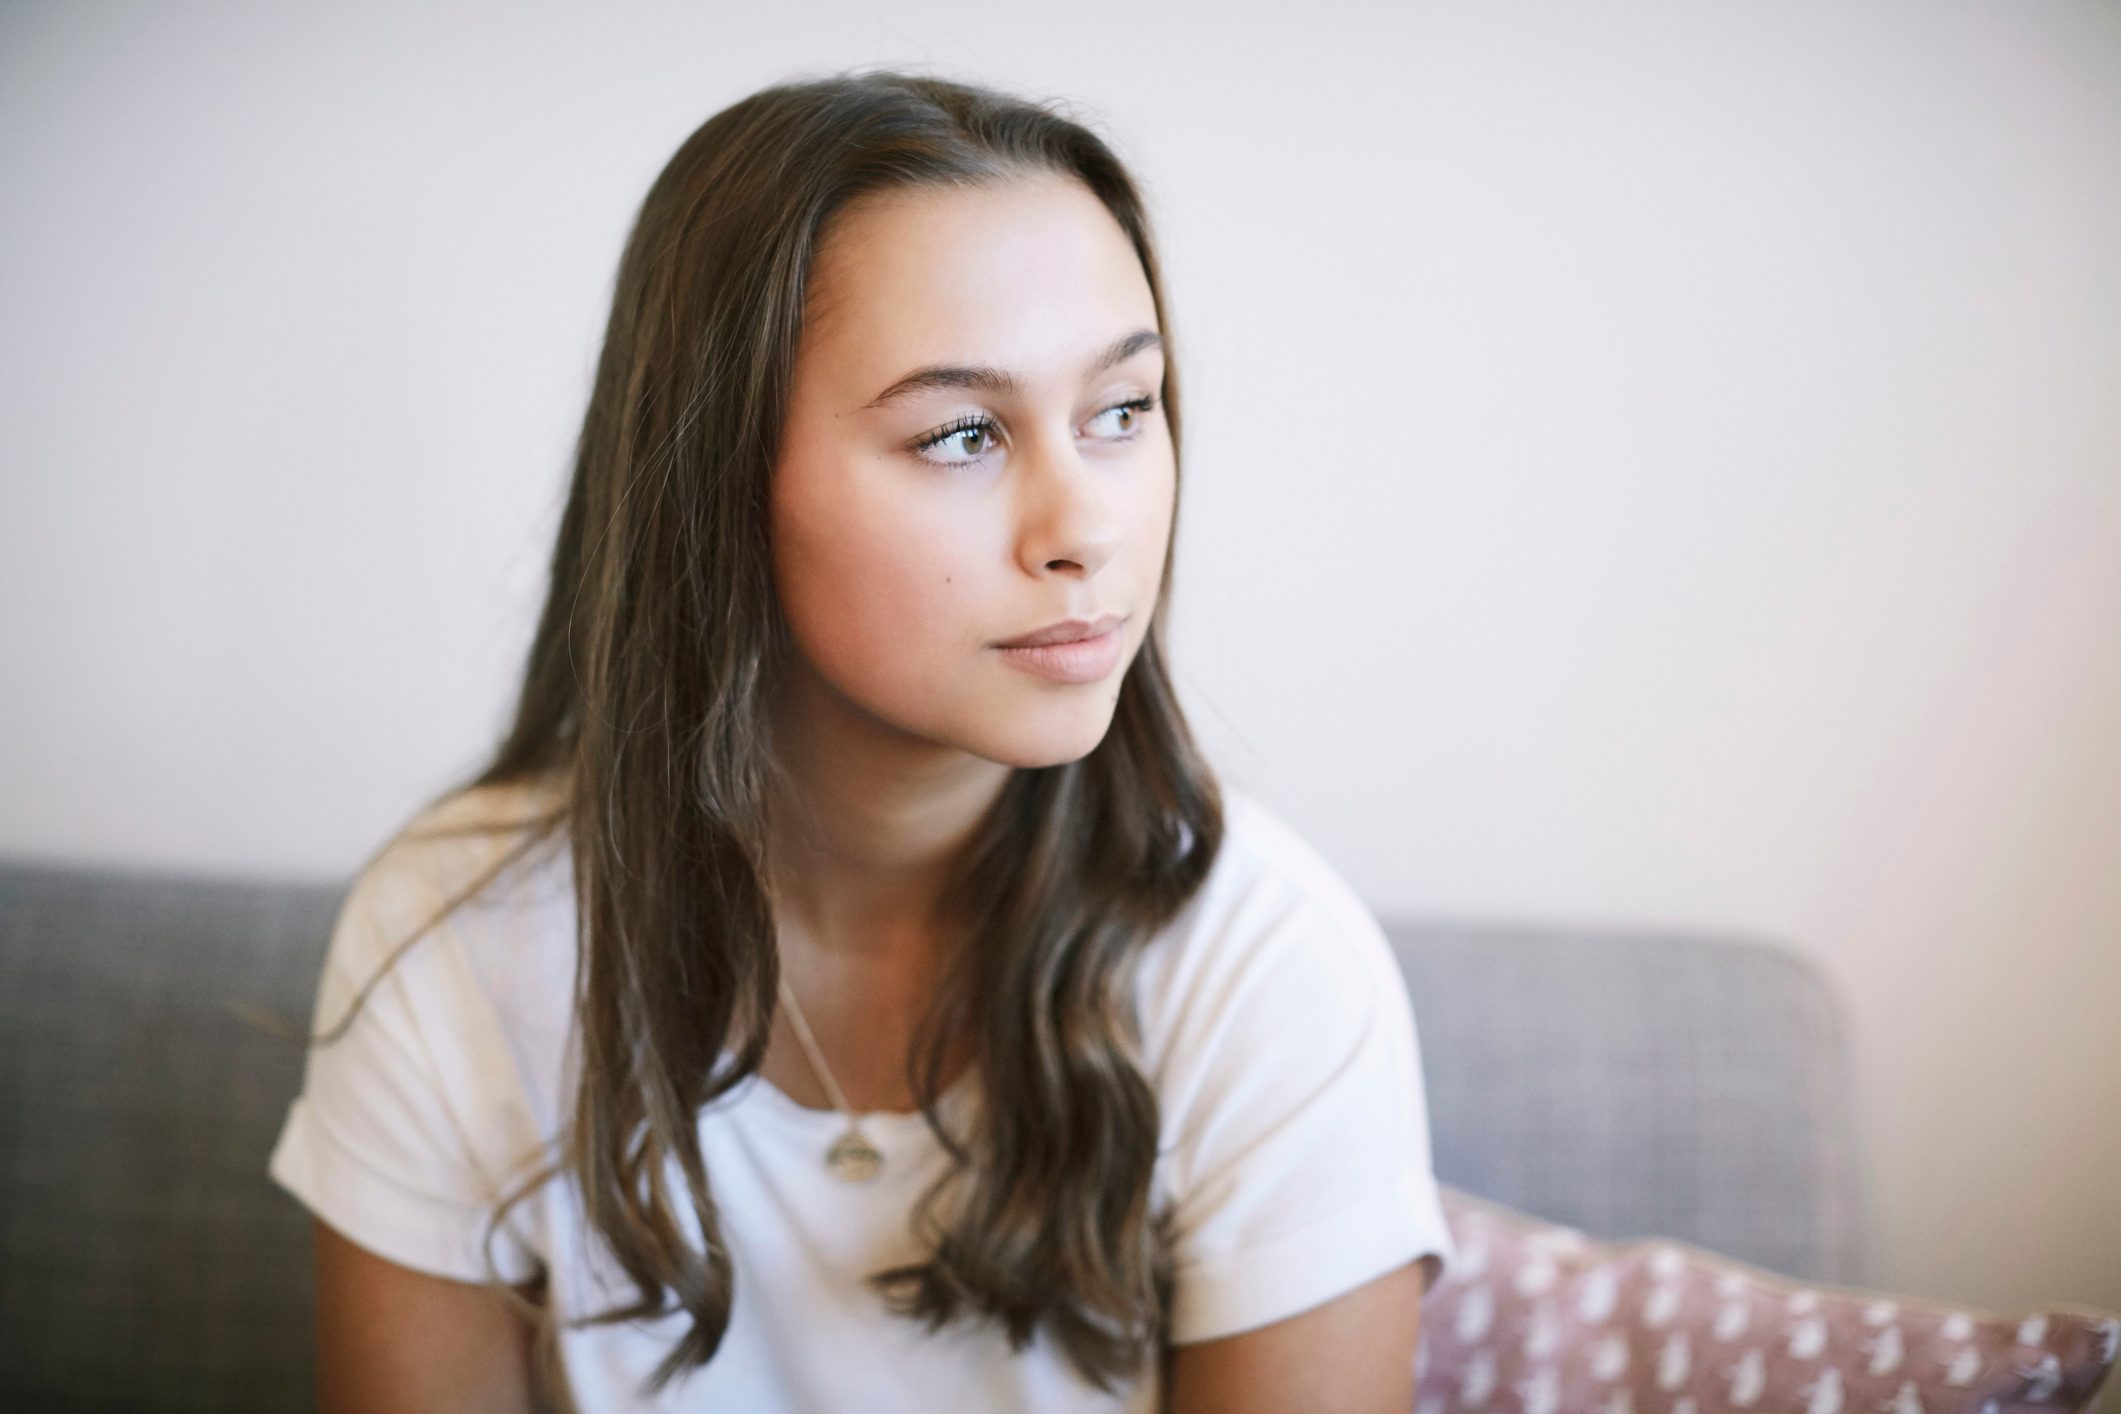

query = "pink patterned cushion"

[{"left": 1414, "top": 1185, "right": 2120, "bottom": 1413}]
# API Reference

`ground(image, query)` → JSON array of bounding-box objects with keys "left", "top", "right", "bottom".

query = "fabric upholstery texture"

[
  {"left": 1414, "top": 1184, "right": 2119, "bottom": 1413},
  {"left": 0, "top": 860, "right": 339, "bottom": 1413},
  {"left": 1381, "top": 916, "right": 1870, "bottom": 1290}
]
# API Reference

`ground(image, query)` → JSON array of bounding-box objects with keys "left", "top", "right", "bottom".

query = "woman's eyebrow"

[{"left": 860, "top": 328, "right": 1163, "bottom": 411}]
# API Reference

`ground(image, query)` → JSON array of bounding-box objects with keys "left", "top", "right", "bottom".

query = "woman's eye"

[
  {"left": 914, "top": 417, "right": 999, "bottom": 465},
  {"left": 1087, "top": 395, "right": 1157, "bottom": 439}
]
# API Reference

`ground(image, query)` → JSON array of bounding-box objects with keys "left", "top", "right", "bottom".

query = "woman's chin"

[{"left": 964, "top": 709, "right": 1119, "bottom": 771}]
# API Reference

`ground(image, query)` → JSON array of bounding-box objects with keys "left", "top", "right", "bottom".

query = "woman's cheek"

[{"left": 826, "top": 510, "right": 988, "bottom": 676}]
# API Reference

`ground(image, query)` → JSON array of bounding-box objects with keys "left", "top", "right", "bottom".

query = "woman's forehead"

[{"left": 799, "top": 173, "right": 1157, "bottom": 399}]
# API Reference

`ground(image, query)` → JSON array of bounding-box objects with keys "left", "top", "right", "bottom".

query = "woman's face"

[{"left": 770, "top": 171, "right": 1176, "bottom": 770}]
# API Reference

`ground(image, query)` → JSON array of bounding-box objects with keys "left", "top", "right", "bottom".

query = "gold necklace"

[{"left": 774, "top": 973, "right": 885, "bottom": 1183}]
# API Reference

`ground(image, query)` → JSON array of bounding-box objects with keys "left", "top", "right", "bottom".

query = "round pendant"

[{"left": 825, "top": 1128, "right": 883, "bottom": 1183}]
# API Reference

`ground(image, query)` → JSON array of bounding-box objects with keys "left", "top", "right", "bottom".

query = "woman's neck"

[{"left": 763, "top": 661, "right": 1010, "bottom": 967}]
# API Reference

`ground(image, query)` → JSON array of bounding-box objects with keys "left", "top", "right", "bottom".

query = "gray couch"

[{"left": 0, "top": 857, "right": 1868, "bottom": 1411}]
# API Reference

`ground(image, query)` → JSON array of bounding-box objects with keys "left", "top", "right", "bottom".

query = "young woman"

[{"left": 268, "top": 68, "right": 1457, "bottom": 1413}]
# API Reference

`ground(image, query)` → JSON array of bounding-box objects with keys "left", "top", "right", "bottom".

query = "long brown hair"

[{"left": 304, "top": 65, "right": 1224, "bottom": 1404}]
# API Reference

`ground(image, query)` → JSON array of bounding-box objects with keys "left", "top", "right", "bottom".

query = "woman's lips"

[{"left": 992, "top": 625, "right": 1125, "bottom": 684}]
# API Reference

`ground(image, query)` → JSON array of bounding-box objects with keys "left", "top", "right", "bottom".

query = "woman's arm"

[
  {"left": 1164, "top": 1259, "right": 1426, "bottom": 1414},
  {"left": 311, "top": 1217, "right": 542, "bottom": 1414}
]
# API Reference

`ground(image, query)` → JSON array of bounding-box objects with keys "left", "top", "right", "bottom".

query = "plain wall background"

[{"left": 4, "top": 0, "right": 2117, "bottom": 1328}]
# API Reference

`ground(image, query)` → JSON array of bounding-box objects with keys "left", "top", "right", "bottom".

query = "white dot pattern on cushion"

[{"left": 1411, "top": 1185, "right": 2120, "bottom": 1413}]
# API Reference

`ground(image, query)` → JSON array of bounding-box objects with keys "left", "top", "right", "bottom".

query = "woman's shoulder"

[
  {"left": 344, "top": 777, "right": 572, "bottom": 931},
  {"left": 1166, "top": 781, "right": 1394, "bottom": 961},
  {"left": 1134, "top": 786, "right": 1453, "bottom": 1340},
  {"left": 1138, "top": 782, "right": 1407, "bottom": 1059},
  {"left": 275, "top": 778, "right": 571, "bottom": 1280},
  {"left": 324, "top": 776, "right": 578, "bottom": 1045},
  {"left": 1211, "top": 784, "right": 1382, "bottom": 926}
]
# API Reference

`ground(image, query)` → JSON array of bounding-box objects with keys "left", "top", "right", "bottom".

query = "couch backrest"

[
  {"left": 1382, "top": 915, "right": 1868, "bottom": 1287},
  {"left": 2, "top": 860, "right": 342, "bottom": 1412},
  {"left": 0, "top": 859, "right": 1865, "bottom": 1411}
]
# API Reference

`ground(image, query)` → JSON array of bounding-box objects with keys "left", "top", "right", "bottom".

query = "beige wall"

[{"left": 4, "top": 0, "right": 2115, "bottom": 1338}]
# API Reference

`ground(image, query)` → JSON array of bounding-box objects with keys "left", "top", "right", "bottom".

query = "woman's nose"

[{"left": 1012, "top": 433, "right": 1123, "bottom": 579}]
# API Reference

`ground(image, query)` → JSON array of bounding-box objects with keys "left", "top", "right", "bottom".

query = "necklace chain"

[
  {"left": 775, "top": 973, "right": 884, "bottom": 1183},
  {"left": 775, "top": 973, "right": 854, "bottom": 1114}
]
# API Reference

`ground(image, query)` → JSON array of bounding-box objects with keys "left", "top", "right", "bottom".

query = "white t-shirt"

[{"left": 268, "top": 778, "right": 1457, "bottom": 1412}]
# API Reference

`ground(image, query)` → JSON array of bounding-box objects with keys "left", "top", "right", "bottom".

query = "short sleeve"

[
  {"left": 1156, "top": 898, "right": 1457, "bottom": 1345},
  {"left": 267, "top": 851, "right": 541, "bottom": 1285}
]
